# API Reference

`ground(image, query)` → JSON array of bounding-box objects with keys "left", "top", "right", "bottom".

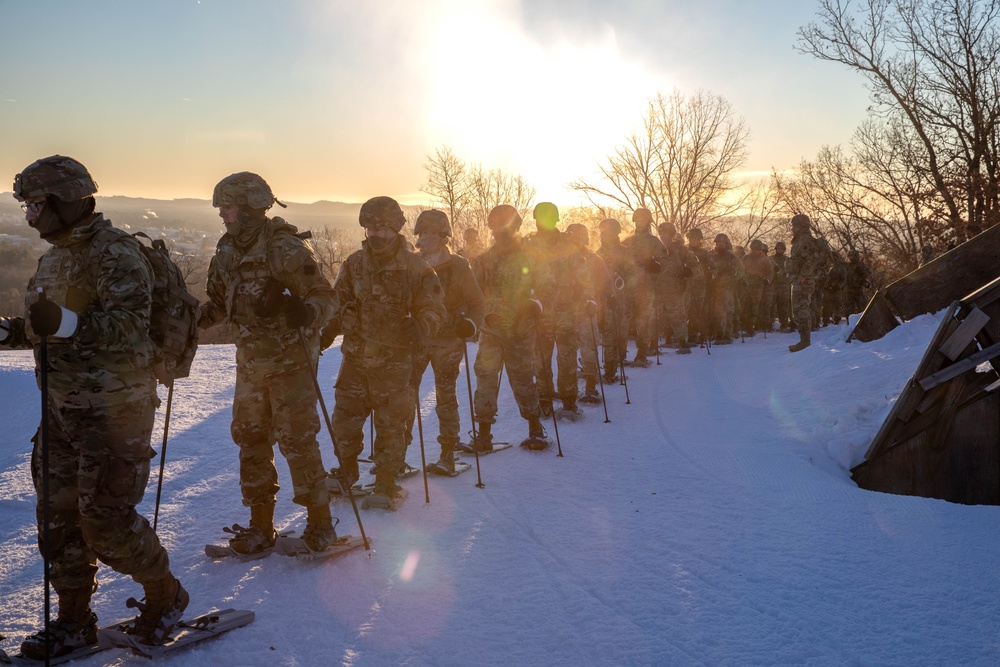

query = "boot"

[
  {"left": 788, "top": 325, "right": 811, "bottom": 352},
  {"left": 579, "top": 377, "right": 601, "bottom": 404},
  {"left": 539, "top": 398, "right": 554, "bottom": 417},
  {"left": 228, "top": 503, "right": 277, "bottom": 555},
  {"left": 20, "top": 587, "right": 98, "bottom": 659},
  {"left": 330, "top": 456, "right": 360, "bottom": 494},
  {"left": 557, "top": 398, "right": 583, "bottom": 421},
  {"left": 428, "top": 443, "right": 456, "bottom": 475},
  {"left": 466, "top": 422, "right": 493, "bottom": 452},
  {"left": 128, "top": 573, "right": 189, "bottom": 645},
  {"left": 519, "top": 418, "right": 552, "bottom": 451},
  {"left": 302, "top": 504, "right": 338, "bottom": 551},
  {"left": 676, "top": 339, "right": 692, "bottom": 354}
]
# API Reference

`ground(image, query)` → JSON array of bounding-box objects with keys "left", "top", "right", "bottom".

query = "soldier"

[
  {"left": 741, "top": 239, "right": 774, "bottom": 335},
  {"left": 404, "top": 210, "right": 485, "bottom": 474},
  {"left": 199, "top": 172, "right": 338, "bottom": 548},
  {"left": 707, "top": 233, "right": 739, "bottom": 344},
  {"left": 685, "top": 228, "right": 712, "bottom": 346},
  {"left": 919, "top": 243, "right": 935, "bottom": 267},
  {"left": 470, "top": 205, "right": 551, "bottom": 450},
  {"left": 655, "top": 222, "right": 693, "bottom": 354},
  {"left": 326, "top": 197, "right": 447, "bottom": 508},
  {"left": 771, "top": 241, "right": 792, "bottom": 332},
  {"left": 3, "top": 156, "right": 187, "bottom": 657},
  {"left": 822, "top": 250, "right": 849, "bottom": 325},
  {"left": 622, "top": 208, "right": 667, "bottom": 366},
  {"left": 458, "top": 226, "right": 486, "bottom": 262},
  {"left": 787, "top": 214, "right": 822, "bottom": 352},
  {"left": 597, "top": 218, "right": 636, "bottom": 383},
  {"left": 845, "top": 249, "right": 873, "bottom": 315},
  {"left": 565, "top": 223, "right": 610, "bottom": 403},
  {"left": 524, "top": 202, "right": 585, "bottom": 421}
]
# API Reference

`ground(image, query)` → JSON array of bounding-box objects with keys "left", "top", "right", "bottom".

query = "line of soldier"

[{"left": 0, "top": 155, "right": 873, "bottom": 660}]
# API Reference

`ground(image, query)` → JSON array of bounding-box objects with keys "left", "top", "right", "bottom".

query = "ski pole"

[
  {"left": 550, "top": 396, "right": 563, "bottom": 457},
  {"left": 410, "top": 342, "right": 430, "bottom": 505},
  {"left": 298, "top": 328, "right": 369, "bottom": 551},
  {"left": 461, "top": 340, "right": 485, "bottom": 489},
  {"left": 152, "top": 380, "right": 174, "bottom": 532},
  {"left": 609, "top": 296, "right": 631, "bottom": 405},
  {"left": 37, "top": 289, "right": 52, "bottom": 666},
  {"left": 589, "top": 313, "right": 610, "bottom": 423}
]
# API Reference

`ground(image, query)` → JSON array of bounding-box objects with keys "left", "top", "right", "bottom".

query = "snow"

[{"left": 3, "top": 313, "right": 1000, "bottom": 666}]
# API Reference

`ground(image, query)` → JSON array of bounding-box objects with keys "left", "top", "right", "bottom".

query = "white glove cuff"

[{"left": 54, "top": 308, "right": 78, "bottom": 338}]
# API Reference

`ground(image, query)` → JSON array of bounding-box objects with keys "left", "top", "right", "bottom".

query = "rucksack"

[{"left": 86, "top": 229, "right": 200, "bottom": 385}]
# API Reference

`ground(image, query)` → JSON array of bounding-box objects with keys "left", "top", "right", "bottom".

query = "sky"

[
  {"left": 0, "top": 0, "right": 870, "bottom": 206},
  {"left": 5, "top": 312, "right": 1000, "bottom": 665}
]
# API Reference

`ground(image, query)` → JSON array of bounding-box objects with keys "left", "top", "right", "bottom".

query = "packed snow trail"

[{"left": 2, "top": 316, "right": 1000, "bottom": 665}]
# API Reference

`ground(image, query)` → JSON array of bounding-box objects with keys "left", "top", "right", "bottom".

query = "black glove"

[
  {"left": 283, "top": 295, "right": 315, "bottom": 329},
  {"left": 583, "top": 300, "right": 598, "bottom": 317},
  {"left": 0, "top": 317, "right": 11, "bottom": 344},
  {"left": 29, "top": 296, "right": 77, "bottom": 338},
  {"left": 644, "top": 258, "right": 663, "bottom": 274},
  {"left": 401, "top": 316, "right": 422, "bottom": 342},
  {"left": 253, "top": 278, "right": 286, "bottom": 318},
  {"left": 320, "top": 321, "right": 341, "bottom": 351},
  {"left": 454, "top": 317, "right": 477, "bottom": 339}
]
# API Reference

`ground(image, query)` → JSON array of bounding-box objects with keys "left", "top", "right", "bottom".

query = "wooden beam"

[
  {"left": 918, "top": 341, "right": 1000, "bottom": 391},
  {"left": 939, "top": 307, "right": 990, "bottom": 360}
]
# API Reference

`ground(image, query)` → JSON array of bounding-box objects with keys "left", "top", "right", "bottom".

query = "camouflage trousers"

[
  {"left": 633, "top": 283, "right": 656, "bottom": 356},
  {"left": 743, "top": 279, "right": 767, "bottom": 331},
  {"left": 232, "top": 365, "right": 330, "bottom": 509},
  {"left": 686, "top": 282, "right": 707, "bottom": 343},
  {"left": 773, "top": 281, "right": 791, "bottom": 328},
  {"left": 655, "top": 287, "right": 688, "bottom": 345},
  {"left": 535, "top": 319, "right": 579, "bottom": 404},
  {"left": 474, "top": 329, "right": 541, "bottom": 423},
  {"left": 406, "top": 336, "right": 465, "bottom": 448},
  {"left": 602, "top": 297, "right": 631, "bottom": 375},
  {"left": 332, "top": 351, "right": 412, "bottom": 482},
  {"left": 792, "top": 278, "right": 816, "bottom": 330},
  {"left": 31, "top": 398, "right": 170, "bottom": 593},
  {"left": 576, "top": 312, "right": 600, "bottom": 380},
  {"left": 709, "top": 287, "right": 734, "bottom": 340},
  {"left": 845, "top": 288, "right": 866, "bottom": 315}
]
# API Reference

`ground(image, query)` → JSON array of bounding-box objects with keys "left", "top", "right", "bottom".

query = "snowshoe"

[
  {"left": 519, "top": 433, "right": 552, "bottom": 451},
  {"left": 556, "top": 404, "right": 584, "bottom": 422},
  {"left": 223, "top": 523, "right": 276, "bottom": 556},
  {"left": 19, "top": 612, "right": 99, "bottom": 661},
  {"left": 124, "top": 575, "right": 189, "bottom": 646},
  {"left": 714, "top": 337, "right": 733, "bottom": 345},
  {"left": 368, "top": 462, "right": 420, "bottom": 479},
  {"left": 578, "top": 389, "right": 601, "bottom": 405},
  {"left": 301, "top": 517, "right": 339, "bottom": 552},
  {"left": 361, "top": 485, "right": 408, "bottom": 511},
  {"left": 628, "top": 356, "right": 652, "bottom": 368},
  {"left": 676, "top": 345, "right": 692, "bottom": 355},
  {"left": 460, "top": 431, "right": 494, "bottom": 453}
]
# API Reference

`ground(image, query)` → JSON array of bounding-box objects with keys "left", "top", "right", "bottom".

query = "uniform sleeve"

[
  {"left": 457, "top": 259, "right": 486, "bottom": 328},
  {"left": 277, "top": 236, "right": 336, "bottom": 328},
  {"left": 412, "top": 260, "right": 447, "bottom": 338},
  {"left": 200, "top": 252, "right": 227, "bottom": 328},
  {"left": 73, "top": 239, "right": 154, "bottom": 353}
]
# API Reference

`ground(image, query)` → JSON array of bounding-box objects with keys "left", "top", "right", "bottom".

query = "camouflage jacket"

[
  {"left": 741, "top": 252, "right": 774, "bottom": 285},
  {"left": 789, "top": 232, "right": 822, "bottom": 282},
  {"left": 622, "top": 230, "right": 668, "bottom": 287},
  {"left": 473, "top": 236, "right": 544, "bottom": 339},
  {"left": 708, "top": 248, "right": 741, "bottom": 293},
  {"left": 686, "top": 245, "right": 712, "bottom": 292},
  {"left": 771, "top": 253, "right": 791, "bottom": 285},
  {"left": 522, "top": 231, "right": 586, "bottom": 329},
  {"left": 332, "top": 235, "right": 446, "bottom": 366},
  {"left": 6, "top": 214, "right": 158, "bottom": 408},
  {"left": 656, "top": 240, "right": 693, "bottom": 293},
  {"left": 203, "top": 217, "right": 336, "bottom": 378},
  {"left": 846, "top": 261, "right": 872, "bottom": 291},
  {"left": 425, "top": 251, "right": 486, "bottom": 339},
  {"left": 597, "top": 240, "right": 639, "bottom": 294}
]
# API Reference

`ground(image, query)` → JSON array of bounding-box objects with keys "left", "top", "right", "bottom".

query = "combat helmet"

[
  {"left": 213, "top": 172, "right": 276, "bottom": 210},
  {"left": 414, "top": 209, "right": 451, "bottom": 237},
  {"left": 13, "top": 155, "right": 98, "bottom": 203},
  {"left": 359, "top": 196, "right": 406, "bottom": 232},
  {"left": 533, "top": 202, "right": 559, "bottom": 230},
  {"left": 791, "top": 213, "right": 811, "bottom": 230},
  {"left": 632, "top": 207, "right": 654, "bottom": 229},
  {"left": 598, "top": 218, "right": 622, "bottom": 235},
  {"left": 487, "top": 205, "right": 522, "bottom": 233}
]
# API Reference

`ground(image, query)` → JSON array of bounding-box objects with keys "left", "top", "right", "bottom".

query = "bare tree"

[
  {"left": 422, "top": 146, "right": 470, "bottom": 234},
  {"left": 570, "top": 89, "right": 751, "bottom": 234},
  {"left": 797, "top": 0, "right": 1000, "bottom": 237},
  {"left": 715, "top": 177, "right": 786, "bottom": 248},
  {"left": 310, "top": 226, "right": 362, "bottom": 282}
]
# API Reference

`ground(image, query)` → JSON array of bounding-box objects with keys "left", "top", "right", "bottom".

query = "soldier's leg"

[
  {"left": 555, "top": 323, "right": 579, "bottom": 405},
  {"left": 231, "top": 370, "right": 280, "bottom": 507},
  {"left": 429, "top": 339, "right": 464, "bottom": 460},
  {"left": 370, "top": 353, "right": 414, "bottom": 493},
  {"left": 634, "top": 285, "right": 654, "bottom": 357},
  {"left": 504, "top": 331, "right": 542, "bottom": 421},
  {"left": 72, "top": 400, "right": 171, "bottom": 585},
  {"left": 405, "top": 348, "right": 432, "bottom": 451},
  {"left": 534, "top": 323, "right": 556, "bottom": 407},
  {"left": 270, "top": 369, "right": 330, "bottom": 508},
  {"left": 331, "top": 356, "right": 372, "bottom": 483},
  {"left": 473, "top": 331, "right": 504, "bottom": 425},
  {"left": 666, "top": 290, "right": 689, "bottom": 348}
]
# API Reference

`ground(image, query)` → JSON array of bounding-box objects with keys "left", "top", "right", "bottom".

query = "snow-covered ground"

[{"left": 3, "top": 313, "right": 1000, "bottom": 666}]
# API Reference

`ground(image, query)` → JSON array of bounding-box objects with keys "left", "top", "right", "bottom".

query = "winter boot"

[
  {"left": 466, "top": 422, "right": 493, "bottom": 452},
  {"left": 556, "top": 398, "right": 584, "bottom": 421},
  {"left": 362, "top": 468, "right": 406, "bottom": 510},
  {"left": 228, "top": 503, "right": 277, "bottom": 555},
  {"left": 676, "top": 339, "right": 692, "bottom": 355},
  {"left": 519, "top": 418, "right": 552, "bottom": 451},
  {"left": 127, "top": 573, "right": 189, "bottom": 645},
  {"left": 302, "top": 504, "right": 338, "bottom": 551},
  {"left": 788, "top": 325, "right": 811, "bottom": 353},
  {"left": 539, "top": 398, "right": 554, "bottom": 417},
  {"left": 428, "top": 442, "right": 457, "bottom": 475},
  {"left": 20, "top": 587, "right": 98, "bottom": 660},
  {"left": 330, "top": 456, "right": 360, "bottom": 494},
  {"left": 579, "top": 377, "right": 601, "bottom": 404}
]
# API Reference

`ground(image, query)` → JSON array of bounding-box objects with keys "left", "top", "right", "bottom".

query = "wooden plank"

[
  {"left": 938, "top": 307, "right": 990, "bottom": 360},
  {"left": 918, "top": 340, "right": 1000, "bottom": 391},
  {"left": 885, "top": 223, "right": 1000, "bottom": 320},
  {"left": 847, "top": 290, "right": 900, "bottom": 343}
]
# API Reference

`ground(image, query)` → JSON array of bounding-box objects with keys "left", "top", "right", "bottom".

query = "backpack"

[{"left": 86, "top": 229, "right": 200, "bottom": 385}]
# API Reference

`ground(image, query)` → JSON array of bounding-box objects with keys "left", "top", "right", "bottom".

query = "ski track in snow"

[{"left": 3, "top": 316, "right": 1000, "bottom": 665}]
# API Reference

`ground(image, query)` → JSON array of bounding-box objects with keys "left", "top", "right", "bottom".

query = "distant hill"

[{"left": 0, "top": 193, "right": 370, "bottom": 235}]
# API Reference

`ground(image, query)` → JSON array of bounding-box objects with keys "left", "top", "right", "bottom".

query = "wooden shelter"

[
  {"left": 852, "top": 278, "right": 1000, "bottom": 504},
  {"left": 848, "top": 224, "right": 1000, "bottom": 343}
]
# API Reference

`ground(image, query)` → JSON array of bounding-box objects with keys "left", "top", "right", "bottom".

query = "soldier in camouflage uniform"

[
  {"left": 844, "top": 249, "right": 872, "bottom": 315},
  {"left": 787, "top": 214, "right": 822, "bottom": 352},
  {"left": 622, "top": 208, "right": 668, "bottom": 366},
  {"left": 200, "top": 172, "right": 338, "bottom": 550},
  {"left": 458, "top": 227, "right": 486, "bottom": 262},
  {"left": 707, "top": 233, "right": 740, "bottom": 344},
  {"left": 565, "top": 223, "right": 610, "bottom": 403},
  {"left": 740, "top": 239, "right": 774, "bottom": 335},
  {"left": 403, "top": 210, "right": 485, "bottom": 474},
  {"left": 655, "top": 222, "right": 693, "bottom": 354},
  {"left": 822, "top": 251, "right": 849, "bottom": 325},
  {"left": 771, "top": 241, "right": 792, "bottom": 332},
  {"left": 685, "top": 228, "right": 712, "bottom": 346},
  {"left": 524, "top": 202, "right": 586, "bottom": 421},
  {"left": 1, "top": 156, "right": 187, "bottom": 658},
  {"left": 470, "top": 205, "right": 552, "bottom": 450},
  {"left": 597, "top": 218, "right": 636, "bottom": 383},
  {"left": 326, "top": 197, "right": 446, "bottom": 508}
]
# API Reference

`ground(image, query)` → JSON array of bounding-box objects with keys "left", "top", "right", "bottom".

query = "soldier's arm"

[
  {"left": 75, "top": 240, "right": 154, "bottom": 352},
  {"left": 456, "top": 259, "right": 486, "bottom": 329},
  {"left": 275, "top": 236, "right": 336, "bottom": 328},
  {"left": 200, "top": 253, "right": 226, "bottom": 328},
  {"left": 411, "top": 261, "right": 447, "bottom": 338}
]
